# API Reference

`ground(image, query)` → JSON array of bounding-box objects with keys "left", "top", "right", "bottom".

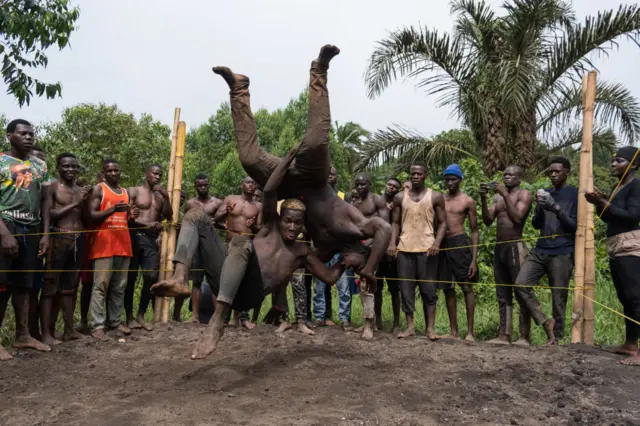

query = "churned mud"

[{"left": 1, "top": 322, "right": 638, "bottom": 425}]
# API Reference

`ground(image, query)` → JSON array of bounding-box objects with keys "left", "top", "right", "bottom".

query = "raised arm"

[
  {"left": 497, "top": 185, "right": 532, "bottom": 226},
  {"left": 479, "top": 184, "right": 496, "bottom": 226},
  {"left": 262, "top": 144, "right": 300, "bottom": 224}
]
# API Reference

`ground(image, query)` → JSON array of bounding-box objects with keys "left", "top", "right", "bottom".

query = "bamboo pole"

[
  {"left": 154, "top": 107, "right": 180, "bottom": 323},
  {"left": 160, "top": 121, "right": 187, "bottom": 322},
  {"left": 571, "top": 72, "right": 596, "bottom": 343},
  {"left": 582, "top": 71, "right": 597, "bottom": 344}
]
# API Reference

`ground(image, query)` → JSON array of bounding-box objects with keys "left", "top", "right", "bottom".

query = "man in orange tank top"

[
  {"left": 87, "top": 159, "right": 133, "bottom": 341},
  {"left": 388, "top": 161, "right": 448, "bottom": 340}
]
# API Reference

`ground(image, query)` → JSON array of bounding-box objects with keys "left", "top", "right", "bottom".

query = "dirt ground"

[{"left": 1, "top": 322, "right": 638, "bottom": 426}]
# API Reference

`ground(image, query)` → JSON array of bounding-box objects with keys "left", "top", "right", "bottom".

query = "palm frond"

[
  {"left": 542, "top": 4, "right": 640, "bottom": 99},
  {"left": 450, "top": 0, "right": 498, "bottom": 54},
  {"left": 364, "top": 26, "right": 474, "bottom": 104},
  {"left": 538, "top": 80, "right": 640, "bottom": 144},
  {"left": 356, "top": 126, "right": 479, "bottom": 173}
]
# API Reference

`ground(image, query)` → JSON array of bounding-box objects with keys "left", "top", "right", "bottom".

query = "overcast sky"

[{"left": 2, "top": 0, "right": 639, "bottom": 139}]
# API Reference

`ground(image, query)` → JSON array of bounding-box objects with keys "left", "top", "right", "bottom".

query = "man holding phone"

[
  {"left": 87, "top": 159, "right": 134, "bottom": 341},
  {"left": 479, "top": 165, "right": 534, "bottom": 345}
]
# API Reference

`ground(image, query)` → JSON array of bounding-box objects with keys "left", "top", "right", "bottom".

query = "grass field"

[{"left": 0, "top": 265, "right": 626, "bottom": 348}]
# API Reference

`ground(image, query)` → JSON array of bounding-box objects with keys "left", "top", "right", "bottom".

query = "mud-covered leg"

[
  {"left": 293, "top": 45, "right": 340, "bottom": 187},
  {"left": 213, "top": 67, "right": 280, "bottom": 188}
]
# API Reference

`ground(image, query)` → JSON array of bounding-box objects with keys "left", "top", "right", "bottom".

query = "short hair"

[
  {"left": 505, "top": 164, "right": 525, "bottom": 176},
  {"left": 281, "top": 198, "right": 306, "bottom": 212},
  {"left": 56, "top": 152, "right": 77, "bottom": 167},
  {"left": 102, "top": 158, "right": 119, "bottom": 167},
  {"left": 355, "top": 172, "right": 371, "bottom": 182},
  {"left": 147, "top": 164, "right": 163, "bottom": 171},
  {"left": 194, "top": 173, "right": 209, "bottom": 182},
  {"left": 410, "top": 161, "right": 427, "bottom": 171},
  {"left": 549, "top": 157, "right": 571, "bottom": 171},
  {"left": 387, "top": 176, "right": 401, "bottom": 186},
  {"left": 6, "top": 119, "right": 31, "bottom": 134}
]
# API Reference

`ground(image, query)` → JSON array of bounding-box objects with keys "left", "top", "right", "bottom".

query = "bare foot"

[
  {"left": 212, "top": 66, "right": 249, "bottom": 90},
  {"left": 0, "top": 346, "right": 13, "bottom": 361},
  {"left": 275, "top": 322, "right": 292, "bottom": 337},
  {"left": 464, "top": 334, "right": 476, "bottom": 342},
  {"left": 619, "top": 353, "right": 640, "bottom": 366},
  {"left": 40, "top": 333, "right": 62, "bottom": 346},
  {"left": 353, "top": 325, "right": 364, "bottom": 333},
  {"left": 397, "top": 329, "right": 415, "bottom": 339},
  {"left": 191, "top": 328, "right": 223, "bottom": 360},
  {"left": 314, "top": 319, "right": 326, "bottom": 327},
  {"left": 543, "top": 319, "right": 556, "bottom": 346},
  {"left": 137, "top": 315, "right": 154, "bottom": 331},
  {"left": 613, "top": 343, "right": 638, "bottom": 356},
  {"left": 13, "top": 336, "right": 51, "bottom": 352},
  {"left": 341, "top": 321, "right": 353, "bottom": 332},
  {"left": 317, "top": 44, "right": 340, "bottom": 65},
  {"left": 117, "top": 324, "right": 132, "bottom": 335},
  {"left": 513, "top": 338, "right": 531, "bottom": 347},
  {"left": 91, "top": 328, "right": 106, "bottom": 341},
  {"left": 127, "top": 319, "right": 142, "bottom": 329},
  {"left": 63, "top": 329, "right": 85, "bottom": 342},
  {"left": 297, "top": 323, "right": 316, "bottom": 335},
  {"left": 241, "top": 320, "right": 256, "bottom": 330},
  {"left": 189, "top": 317, "right": 200, "bottom": 324},
  {"left": 427, "top": 331, "right": 440, "bottom": 341},
  {"left": 437, "top": 334, "right": 459, "bottom": 340},
  {"left": 150, "top": 280, "right": 190, "bottom": 297},
  {"left": 488, "top": 336, "right": 511, "bottom": 345},
  {"left": 324, "top": 319, "right": 336, "bottom": 327},
  {"left": 361, "top": 321, "right": 374, "bottom": 341}
]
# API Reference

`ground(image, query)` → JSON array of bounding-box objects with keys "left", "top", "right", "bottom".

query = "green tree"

[
  {"left": 0, "top": 0, "right": 80, "bottom": 106},
  {"left": 38, "top": 103, "right": 171, "bottom": 187},
  {"left": 364, "top": 0, "right": 640, "bottom": 176}
]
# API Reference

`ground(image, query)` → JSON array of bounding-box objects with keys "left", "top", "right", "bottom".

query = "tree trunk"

[
  {"left": 483, "top": 106, "right": 507, "bottom": 177},
  {"left": 512, "top": 108, "right": 537, "bottom": 170}
]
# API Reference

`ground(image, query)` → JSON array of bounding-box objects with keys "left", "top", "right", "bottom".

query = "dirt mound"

[{"left": 1, "top": 322, "right": 638, "bottom": 425}]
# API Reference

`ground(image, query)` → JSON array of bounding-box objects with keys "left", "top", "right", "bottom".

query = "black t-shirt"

[
  {"left": 533, "top": 185, "right": 578, "bottom": 255},
  {"left": 601, "top": 178, "right": 640, "bottom": 237}
]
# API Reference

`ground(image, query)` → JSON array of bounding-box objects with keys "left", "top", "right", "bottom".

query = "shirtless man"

[
  {"left": 389, "top": 162, "right": 447, "bottom": 340},
  {"left": 480, "top": 165, "right": 555, "bottom": 345},
  {"left": 178, "top": 173, "right": 223, "bottom": 322},
  {"left": 253, "top": 188, "right": 262, "bottom": 203},
  {"left": 40, "top": 153, "right": 91, "bottom": 345},
  {"left": 438, "top": 164, "right": 479, "bottom": 341},
  {"left": 151, "top": 145, "right": 365, "bottom": 359},
  {"left": 125, "top": 165, "right": 172, "bottom": 331},
  {"left": 375, "top": 177, "right": 401, "bottom": 332},
  {"left": 353, "top": 172, "right": 389, "bottom": 338},
  {"left": 210, "top": 44, "right": 390, "bottom": 292},
  {"left": 214, "top": 176, "right": 262, "bottom": 329}
]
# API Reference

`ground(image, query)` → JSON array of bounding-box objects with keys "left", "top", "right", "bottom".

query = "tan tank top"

[{"left": 398, "top": 188, "right": 435, "bottom": 252}]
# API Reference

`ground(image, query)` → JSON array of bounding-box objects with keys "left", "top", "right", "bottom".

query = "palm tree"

[
  {"left": 333, "top": 121, "right": 370, "bottom": 173},
  {"left": 363, "top": 0, "right": 640, "bottom": 176}
]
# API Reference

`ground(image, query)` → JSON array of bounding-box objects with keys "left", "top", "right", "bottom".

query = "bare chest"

[{"left": 136, "top": 189, "right": 162, "bottom": 210}]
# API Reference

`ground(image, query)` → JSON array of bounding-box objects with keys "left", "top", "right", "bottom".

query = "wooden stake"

[
  {"left": 161, "top": 121, "right": 187, "bottom": 322},
  {"left": 582, "top": 71, "right": 597, "bottom": 344},
  {"left": 571, "top": 72, "right": 596, "bottom": 344},
  {"left": 154, "top": 107, "right": 180, "bottom": 323}
]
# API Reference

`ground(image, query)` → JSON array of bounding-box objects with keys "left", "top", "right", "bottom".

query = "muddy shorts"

[
  {"left": 43, "top": 232, "right": 86, "bottom": 296},
  {"left": 436, "top": 234, "right": 477, "bottom": 293},
  {"left": 0, "top": 221, "right": 41, "bottom": 290}
]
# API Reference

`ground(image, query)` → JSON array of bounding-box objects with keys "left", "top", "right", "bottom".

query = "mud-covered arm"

[
  {"left": 213, "top": 197, "right": 230, "bottom": 223},
  {"left": 357, "top": 213, "right": 391, "bottom": 281},
  {"left": 305, "top": 246, "right": 345, "bottom": 285},
  {"left": 262, "top": 144, "right": 300, "bottom": 224}
]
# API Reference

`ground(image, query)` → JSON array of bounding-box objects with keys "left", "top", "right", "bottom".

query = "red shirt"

[{"left": 88, "top": 183, "right": 132, "bottom": 259}]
